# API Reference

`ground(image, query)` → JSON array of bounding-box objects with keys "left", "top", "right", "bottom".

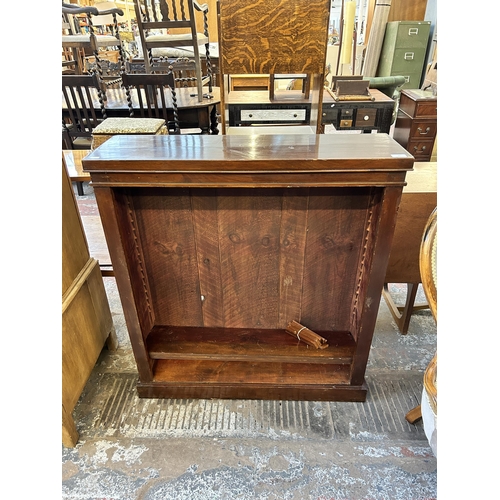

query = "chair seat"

[
  {"left": 146, "top": 34, "right": 209, "bottom": 59},
  {"left": 62, "top": 34, "right": 120, "bottom": 47},
  {"left": 91, "top": 117, "right": 168, "bottom": 148},
  {"left": 146, "top": 33, "right": 209, "bottom": 44}
]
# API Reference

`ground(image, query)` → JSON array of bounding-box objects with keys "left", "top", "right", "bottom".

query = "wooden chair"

[
  {"left": 62, "top": 2, "right": 125, "bottom": 88},
  {"left": 405, "top": 208, "right": 437, "bottom": 456},
  {"left": 121, "top": 71, "right": 180, "bottom": 134},
  {"left": 132, "top": 0, "right": 213, "bottom": 101},
  {"left": 63, "top": 72, "right": 108, "bottom": 146}
]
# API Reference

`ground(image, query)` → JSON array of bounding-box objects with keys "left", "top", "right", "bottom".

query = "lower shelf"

[
  {"left": 137, "top": 326, "right": 366, "bottom": 401},
  {"left": 138, "top": 365, "right": 367, "bottom": 401}
]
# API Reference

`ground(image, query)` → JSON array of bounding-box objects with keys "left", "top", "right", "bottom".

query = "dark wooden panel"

[
  {"left": 153, "top": 359, "right": 351, "bottom": 385},
  {"left": 137, "top": 380, "right": 367, "bottom": 401},
  {"left": 301, "top": 188, "right": 374, "bottom": 332},
  {"left": 133, "top": 188, "right": 203, "bottom": 326},
  {"left": 218, "top": 189, "right": 282, "bottom": 328},
  {"left": 191, "top": 190, "right": 225, "bottom": 327},
  {"left": 278, "top": 189, "right": 309, "bottom": 326}
]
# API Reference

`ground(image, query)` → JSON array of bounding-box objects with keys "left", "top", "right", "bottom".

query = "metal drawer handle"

[
  {"left": 404, "top": 52, "right": 415, "bottom": 60},
  {"left": 413, "top": 145, "right": 427, "bottom": 153},
  {"left": 408, "top": 28, "right": 419, "bottom": 35},
  {"left": 417, "top": 127, "right": 431, "bottom": 135}
]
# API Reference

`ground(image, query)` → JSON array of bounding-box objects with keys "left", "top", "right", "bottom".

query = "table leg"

[
  {"left": 210, "top": 105, "right": 219, "bottom": 134},
  {"left": 382, "top": 282, "right": 429, "bottom": 334}
]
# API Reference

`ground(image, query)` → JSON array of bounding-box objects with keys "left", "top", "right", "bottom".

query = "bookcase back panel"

[{"left": 129, "top": 186, "right": 377, "bottom": 332}]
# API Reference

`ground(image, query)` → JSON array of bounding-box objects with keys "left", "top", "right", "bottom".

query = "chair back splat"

[
  {"left": 62, "top": 73, "right": 108, "bottom": 149},
  {"left": 121, "top": 71, "right": 180, "bottom": 134},
  {"left": 132, "top": 0, "right": 212, "bottom": 101},
  {"left": 62, "top": 2, "right": 126, "bottom": 88}
]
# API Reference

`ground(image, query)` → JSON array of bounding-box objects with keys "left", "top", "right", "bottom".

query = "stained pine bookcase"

[{"left": 83, "top": 133, "right": 413, "bottom": 401}]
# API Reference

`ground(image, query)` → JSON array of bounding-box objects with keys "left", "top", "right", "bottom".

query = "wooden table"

[
  {"left": 83, "top": 133, "right": 413, "bottom": 401},
  {"left": 63, "top": 86, "right": 221, "bottom": 135},
  {"left": 63, "top": 150, "right": 90, "bottom": 195},
  {"left": 63, "top": 150, "right": 113, "bottom": 275},
  {"left": 383, "top": 161, "right": 437, "bottom": 333}
]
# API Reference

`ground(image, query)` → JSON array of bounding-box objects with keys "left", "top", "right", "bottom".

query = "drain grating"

[{"left": 74, "top": 371, "right": 426, "bottom": 442}]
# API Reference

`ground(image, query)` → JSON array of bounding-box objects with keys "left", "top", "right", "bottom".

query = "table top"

[
  {"left": 63, "top": 86, "right": 221, "bottom": 111},
  {"left": 225, "top": 88, "right": 393, "bottom": 106},
  {"left": 63, "top": 150, "right": 90, "bottom": 181}
]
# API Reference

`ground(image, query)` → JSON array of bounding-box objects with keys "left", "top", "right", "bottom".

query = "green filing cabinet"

[{"left": 377, "top": 21, "right": 431, "bottom": 89}]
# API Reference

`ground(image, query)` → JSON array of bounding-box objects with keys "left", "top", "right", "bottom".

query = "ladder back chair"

[
  {"left": 62, "top": 73, "right": 108, "bottom": 150},
  {"left": 132, "top": 0, "right": 213, "bottom": 101},
  {"left": 121, "top": 71, "right": 180, "bottom": 134},
  {"left": 62, "top": 2, "right": 126, "bottom": 88}
]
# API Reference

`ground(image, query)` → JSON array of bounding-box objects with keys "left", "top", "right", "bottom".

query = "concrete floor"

[{"left": 62, "top": 180, "right": 437, "bottom": 499}]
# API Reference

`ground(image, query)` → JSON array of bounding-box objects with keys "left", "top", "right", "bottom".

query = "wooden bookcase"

[{"left": 83, "top": 133, "right": 413, "bottom": 401}]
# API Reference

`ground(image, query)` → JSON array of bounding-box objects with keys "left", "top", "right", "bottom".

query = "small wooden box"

[{"left": 91, "top": 117, "right": 168, "bottom": 149}]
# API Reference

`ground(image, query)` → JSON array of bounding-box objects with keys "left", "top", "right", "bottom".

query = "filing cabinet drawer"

[
  {"left": 392, "top": 22, "right": 431, "bottom": 49},
  {"left": 391, "top": 48, "right": 427, "bottom": 74}
]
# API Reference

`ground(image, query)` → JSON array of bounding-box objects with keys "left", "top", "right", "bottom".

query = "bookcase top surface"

[{"left": 83, "top": 134, "right": 414, "bottom": 173}]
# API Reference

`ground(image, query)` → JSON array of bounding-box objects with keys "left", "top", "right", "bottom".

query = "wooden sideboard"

[{"left": 83, "top": 134, "right": 413, "bottom": 401}]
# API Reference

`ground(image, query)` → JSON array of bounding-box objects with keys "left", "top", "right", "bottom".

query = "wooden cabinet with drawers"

[
  {"left": 393, "top": 89, "right": 437, "bottom": 162},
  {"left": 377, "top": 21, "right": 431, "bottom": 89}
]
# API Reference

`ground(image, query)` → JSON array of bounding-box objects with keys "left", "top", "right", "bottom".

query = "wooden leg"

[
  {"left": 405, "top": 404, "right": 422, "bottom": 424},
  {"left": 382, "top": 283, "right": 428, "bottom": 334},
  {"left": 76, "top": 181, "right": 84, "bottom": 196},
  {"left": 62, "top": 404, "right": 79, "bottom": 448}
]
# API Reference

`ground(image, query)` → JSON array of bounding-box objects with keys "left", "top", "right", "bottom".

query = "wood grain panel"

[
  {"left": 218, "top": 189, "right": 282, "bottom": 328},
  {"left": 133, "top": 188, "right": 203, "bottom": 326},
  {"left": 153, "top": 359, "right": 351, "bottom": 385},
  {"left": 301, "top": 188, "right": 372, "bottom": 332},
  {"left": 218, "top": 0, "right": 330, "bottom": 74},
  {"left": 191, "top": 189, "right": 225, "bottom": 327},
  {"left": 278, "top": 189, "right": 309, "bottom": 326}
]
